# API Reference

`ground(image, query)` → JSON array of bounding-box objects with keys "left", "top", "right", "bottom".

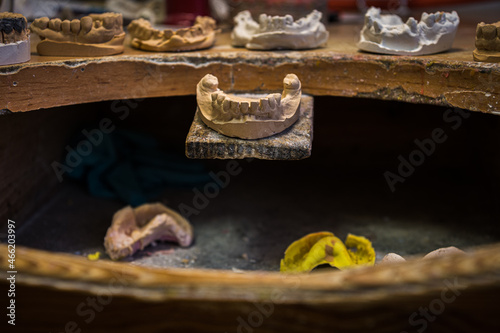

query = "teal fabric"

[{"left": 66, "top": 129, "right": 210, "bottom": 206}]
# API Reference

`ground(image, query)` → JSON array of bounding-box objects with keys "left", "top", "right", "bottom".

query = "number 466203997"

[{"left": 7, "top": 220, "right": 15, "bottom": 269}]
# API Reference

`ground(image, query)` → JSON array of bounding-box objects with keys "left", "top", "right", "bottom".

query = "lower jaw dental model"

[
  {"left": 357, "top": 7, "right": 459, "bottom": 56},
  {"left": 196, "top": 73, "right": 302, "bottom": 139},
  {"left": 127, "top": 16, "right": 217, "bottom": 52},
  {"left": 231, "top": 10, "right": 328, "bottom": 50},
  {"left": 0, "top": 12, "right": 30, "bottom": 66},
  {"left": 30, "top": 12, "right": 125, "bottom": 56},
  {"left": 473, "top": 22, "right": 500, "bottom": 63}
]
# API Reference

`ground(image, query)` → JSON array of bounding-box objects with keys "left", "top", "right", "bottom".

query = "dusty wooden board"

[
  {"left": 0, "top": 23, "right": 498, "bottom": 113},
  {"left": 186, "top": 95, "right": 313, "bottom": 160}
]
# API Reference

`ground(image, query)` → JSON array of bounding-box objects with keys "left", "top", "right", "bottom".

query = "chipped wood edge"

[{"left": 1, "top": 242, "right": 500, "bottom": 304}]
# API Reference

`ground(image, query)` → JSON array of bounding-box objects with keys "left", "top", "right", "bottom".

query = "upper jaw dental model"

[
  {"left": 357, "top": 7, "right": 459, "bottom": 56},
  {"left": 0, "top": 12, "right": 30, "bottom": 66},
  {"left": 127, "top": 16, "right": 217, "bottom": 52},
  {"left": 231, "top": 10, "right": 329, "bottom": 50},
  {"left": 196, "top": 73, "right": 302, "bottom": 139},
  {"left": 473, "top": 22, "right": 500, "bottom": 63},
  {"left": 29, "top": 12, "right": 125, "bottom": 56}
]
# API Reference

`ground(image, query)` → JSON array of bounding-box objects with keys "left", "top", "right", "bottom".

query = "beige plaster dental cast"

[
  {"left": 127, "top": 16, "right": 217, "bottom": 52},
  {"left": 104, "top": 203, "right": 193, "bottom": 260},
  {"left": 380, "top": 246, "right": 465, "bottom": 264},
  {"left": 231, "top": 10, "right": 328, "bottom": 50},
  {"left": 473, "top": 21, "right": 500, "bottom": 62},
  {"left": 0, "top": 12, "right": 30, "bottom": 66},
  {"left": 358, "top": 7, "right": 459, "bottom": 56},
  {"left": 196, "top": 73, "right": 302, "bottom": 139},
  {"left": 30, "top": 12, "right": 125, "bottom": 56}
]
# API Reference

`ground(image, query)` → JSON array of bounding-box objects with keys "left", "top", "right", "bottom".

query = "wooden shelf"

[{"left": 1, "top": 22, "right": 499, "bottom": 113}]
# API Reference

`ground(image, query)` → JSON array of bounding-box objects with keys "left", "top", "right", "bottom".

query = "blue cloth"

[{"left": 66, "top": 129, "right": 210, "bottom": 206}]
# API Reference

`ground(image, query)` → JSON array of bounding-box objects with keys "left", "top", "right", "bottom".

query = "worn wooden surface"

[
  {"left": 1, "top": 243, "right": 500, "bottom": 332},
  {"left": 0, "top": 23, "right": 498, "bottom": 113}
]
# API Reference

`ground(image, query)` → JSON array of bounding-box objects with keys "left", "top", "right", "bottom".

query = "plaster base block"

[
  {"left": 186, "top": 95, "right": 313, "bottom": 160},
  {"left": 0, "top": 38, "right": 30, "bottom": 66},
  {"left": 473, "top": 49, "right": 500, "bottom": 63}
]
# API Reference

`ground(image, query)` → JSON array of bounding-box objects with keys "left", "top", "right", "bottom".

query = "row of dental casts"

[{"left": 1, "top": 8, "right": 499, "bottom": 66}]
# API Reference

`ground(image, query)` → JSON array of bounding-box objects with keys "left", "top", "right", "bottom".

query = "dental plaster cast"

[
  {"left": 380, "top": 246, "right": 465, "bottom": 264},
  {"left": 358, "top": 7, "right": 459, "bottom": 56},
  {"left": 231, "top": 10, "right": 328, "bottom": 50},
  {"left": 30, "top": 12, "right": 125, "bottom": 56},
  {"left": 196, "top": 73, "right": 302, "bottom": 139},
  {"left": 473, "top": 21, "right": 500, "bottom": 62},
  {"left": 127, "top": 16, "right": 217, "bottom": 52},
  {"left": 0, "top": 12, "right": 30, "bottom": 66},
  {"left": 104, "top": 203, "right": 193, "bottom": 260}
]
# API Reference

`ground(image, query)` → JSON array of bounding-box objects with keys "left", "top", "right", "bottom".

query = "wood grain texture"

[
  {"left": 1, "top": 23, "right": 498, "bottom": 114},
  {"left": 1, "top": 243, "right": 500, "bottom": 332}
]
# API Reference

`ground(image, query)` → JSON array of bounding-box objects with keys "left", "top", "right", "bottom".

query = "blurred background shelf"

[{"left": 1, "top": 22, "right": 499, "bottom": 114}]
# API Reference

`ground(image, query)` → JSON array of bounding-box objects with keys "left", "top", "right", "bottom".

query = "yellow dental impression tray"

[{"left": 280, "top": 232, "right": 376, "bottom": 273}]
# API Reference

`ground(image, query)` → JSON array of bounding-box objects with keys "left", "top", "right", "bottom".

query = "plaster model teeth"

[
  {"left": 482, "top": 24, "right": 497, "bottom": 40},
  {"left": 80, "top": 16, "right": 92, "bottom": 33},
  {"left": 357, "top": 7, "right": 459, "bottom": 56},
  {"left": 0, "top": 12, "right": 28, "bottom": 43},
  {"left": 423, "top": 13, "right": 435, "bottom": 27},
  {"left": 473, "top": 21, "right": 500, "bottom": 63},
  {"left": 34, "top": 16, "right": 49, "bottom": 29},
  {"left": 250, "top": 101, "right": 259, "bottom": 113},
  {"left": 103, "top": 16, "right": 114, "bottom": 29},
  {"left": 196, "top": 74, "right": 302, "bottom": 139},
  {"left": 49, "top": 18, "right": 61, "bottom": 31},
  {"left": 231, "top": 10, "right": 329, "bottom": 50},
  {"left": 223, "top": 99, "right": 231, "bottom": 112},
  {"left": 29, "top": 12, "right": 125, "bottom": 56},
  {"left": 70, "top": 19, "right": 80, "bottom": 33},
  {"left": 365, "top": 15, "right": 373, "bottom": 28},
  {"left": 127, "top": 16, "right": 217, "bottom": 52},
  {"left": 0, "top": 12, "right": 31, "bottom": 66},
  {"left": 406, "top": 18, "right": 418, "bottom": 34},
  {"left": 373, "top": 20, "right": 382, "bottom": 33},
  {"left": 61, "top": 19, "right": 71, "bottom": 34},
  {"left": 240, "top": 101, "right": 249, "bottom": 114}
]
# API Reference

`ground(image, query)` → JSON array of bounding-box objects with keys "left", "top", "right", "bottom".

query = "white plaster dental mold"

[
  {"left": 127, "top": 16, "right": 218, "bottom": 52},
  {"left": 30, "top": 12, "right": 125, "bottom": 56},
  {"left": 196, "top": 73, "right": 302, "bottom": 139},
  {"left": 358, "top": 7, "right": 459, "bottom": 56},
  {"left": 473, "top": 21, "right": 500, "bottom": 63},
  {"left": 231, "top": 10, "right": 328, "bottom": 50},
  {"left": 0, "top": 12, "right": 30, "bottom": 66}
]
